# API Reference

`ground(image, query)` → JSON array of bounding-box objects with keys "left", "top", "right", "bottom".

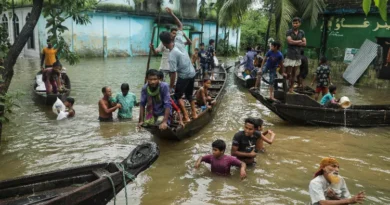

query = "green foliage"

[
  {"left": 95, "top": 3, "right": 133, "bottom": 13},
  {"left": 216, "top": 39, "right": 237, "bottom": 56},
  {"left": 363, "top": 0, "right": 388, "bottom": 21},
  {"left": 0, "top": 0, "right": 9, "bottom": 59},
  {"left": 217, "top": 0, "right": 252, "bottom": 28},
  {"left": 43, "top": 0, "right": 97, "bottom": 65},
  {"left": 0, "top": 91, "right": 24, "bottom": 123},
  {"left": 240, "top": 10, "right": 270, "bottom": 49}
]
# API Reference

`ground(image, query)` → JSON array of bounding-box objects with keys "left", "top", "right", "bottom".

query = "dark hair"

[
  {"left": 121, "top": 83, "right": 129, "bottom": 91},
  {"left": 271, "top": 41, "right": 281, "bottom": 49},
  {"left": 320, "top": 56, "right": 327, "bottom": 65},
  {"left": 293, "top": 17, "right": 301, "bottom": 23},
  {"left": 200, "top": 43, "right": 205, "bottom": 46},
  {"left": 212, "top": 139, "right": 226, "bottom": 152},
  {"left": 159, "top": 31, "right": 172, "bottom": 44},
  {"left": 245, "top": 117, "right": 258, "bottom": 129},
  {"left": 53, "top": 61, "right": 62, "bottom": 67},
  {"left": 157, "top": 70, "right": 164, "bottom": 80},
  {"left": 254, "top": 118, "right": 264, "bottom": 128},
  {"left": 247, "top": 46, "right": 252, "bottom": 52},
  {"left": 203, "top": 78, "right": 211, "bottom": 83},
  {"left": 65, "top": 97, "right": 75, "bottom": 105},
  {"left": 209, "top": 39, "right": 215, "bottom": 45},
  {"left": 102, "top": 86, "right": 108, "bottom": 93},
  {"left": 194, "top": 48, "right": 199, "bottom": 51},
  {"left": 329, "top": 85, "right": 337, "bottom": 93},
  {"left": 301, "top": 50, "right": 305, "bottom": 55},
  {"left": 170, "top": 28, "right": 178, "bottom": 32},
  {"left": 146, "top": 69, "right": 159, "bottom": 78}
]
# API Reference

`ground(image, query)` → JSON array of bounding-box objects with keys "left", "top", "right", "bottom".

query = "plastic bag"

[
  {"left": 57, "top": 111, "right": 69, "bottom": 120},
  {"left": 213, "top": 56, "right": 219, "bottom": 67},
  {"left": 52, "top": 97, "right": 66, "bottom": 115}
]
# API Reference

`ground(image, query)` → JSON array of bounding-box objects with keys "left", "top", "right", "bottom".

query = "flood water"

[{"left": 0, "top": 57, "right": 389, "bottom": 204}]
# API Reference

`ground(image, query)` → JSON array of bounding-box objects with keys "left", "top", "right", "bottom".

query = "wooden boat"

[
  {"left": 250, "top": 89, "right": 390, "bottom": 127},
  {"left": 34, "top": 70, "right": 71, "bottom": 105},
  {"left": 233, "top": 61, "right": 256, "bottom": 88},
  {"left": 234, "top": 61, "right": 315, "bottom": 96},
  {"left": 0, "top": 142, "right": 159, "bottom": 205},
  {"left": 143, "top": 64, "right": 227, "bottom": 140}
]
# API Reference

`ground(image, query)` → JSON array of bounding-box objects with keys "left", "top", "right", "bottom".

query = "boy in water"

[
  {"left": 195, "top": 78, "right": 216, "bottom": 109},
  {"left": 253, "top": 118, "right": 276, "bottom": 153},
  {"left": 311, "top": 56, "right": 331, "bottom": 101},
  {"left": 64, "top": 97, "right": 75, "bottom": 118},
  {"left": 195, "top": 139, "right": 247, "bottom": 180}
]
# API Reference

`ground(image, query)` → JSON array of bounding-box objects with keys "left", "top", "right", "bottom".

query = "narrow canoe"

[
  {"left": 250, "top": 89, "right": 390, "bottom": 127},
  {"left": 0, "top": 142, "right": 159, "bottom": 205},
  {"left": 143, "top": 64, "right": 228, "bottom": 140},
  {"left": 34, "top": 70, "right": 71, "bottom": 105}
]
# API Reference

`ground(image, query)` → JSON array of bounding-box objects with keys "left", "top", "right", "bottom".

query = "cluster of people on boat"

[
  {"left": 97, "top": 8, "right": 218, "bottom": 129},
  {"left": 239, "top": 17, "right": 351, "bottom": 109}
]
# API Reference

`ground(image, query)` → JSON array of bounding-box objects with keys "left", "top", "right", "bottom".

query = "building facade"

[{"left": 0, "top": 0, "right": 241, "bottom": 58}]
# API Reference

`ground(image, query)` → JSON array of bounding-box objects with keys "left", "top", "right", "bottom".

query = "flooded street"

[{"left": 0, "top": 57, "right": 389, "bottom": 204}]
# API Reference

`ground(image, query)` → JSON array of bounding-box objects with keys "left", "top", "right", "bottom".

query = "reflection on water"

[{"left": 0, "top": 57, "right": 389, "bottom": 204}]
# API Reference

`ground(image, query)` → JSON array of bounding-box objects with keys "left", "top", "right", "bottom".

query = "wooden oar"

[{"left": 145, "top": 25, "right": 157, "bottom": 84}]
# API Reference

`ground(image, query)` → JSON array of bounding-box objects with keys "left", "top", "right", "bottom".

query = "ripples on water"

[{"left": 0, "top": 57, "right": 389, "bottom": 204}]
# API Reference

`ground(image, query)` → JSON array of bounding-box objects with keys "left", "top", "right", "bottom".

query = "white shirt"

[
  {"left": 156, "top": 42, "right": 170, "bottom": 71},
  {"left": 309, "top": 175, "right": 351, "bottom": 205}
]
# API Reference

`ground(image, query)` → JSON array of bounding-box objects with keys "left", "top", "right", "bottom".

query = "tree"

[
  {"left": 42, "top": 0, "right": 97, "bottom": 65},
  {"left": 0, "top": 0, "right": 44, "bottom": 143},
  {"left": 198, "top": 0, "right": 207, "bottom": 43},
  {"left": 363, "top": 0, "right": 388, "bottom": 21},
  {"left": 218, "top": 0, "right": 326, "bottom": 41},
  {"left": 240, "top": 10, "right": 271, "bottom": 49}
]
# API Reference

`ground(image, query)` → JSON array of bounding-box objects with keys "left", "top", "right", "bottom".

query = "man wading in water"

[
  {"left": 309, "top": 157, "right": 366, "bottom": 205},
  {"left": 159, "top": 7, "right": 197, "bottom": 122},
  {"left": 284, "top": 17, "right": 306, "bottom": 93},
  {"left": 98, "top": 86, "right": 121, "bottom": 122}
]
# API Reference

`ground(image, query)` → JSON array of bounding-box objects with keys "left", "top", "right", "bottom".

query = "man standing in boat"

[
  {"left": 98, "top": 86, "right": 121, "bottom": 122},
  {"left": 41, "top": 40, "right": 58, "bottom": 71},
  {"left": 159, "top": 7, "right": 197, "bottom": 122},
  {"left": 309, "top": 157, "right": 366, "bottom": 205},
  {"left": 284, "top": 17, "right": 306, "bottom": 93},
  {"left": 150, "top": 28, "right": 191, "bottom": 81}
]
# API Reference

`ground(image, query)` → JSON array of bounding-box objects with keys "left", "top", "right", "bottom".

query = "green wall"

[{"left": 301, "top": 14, "right": 390, "bottom": 60}]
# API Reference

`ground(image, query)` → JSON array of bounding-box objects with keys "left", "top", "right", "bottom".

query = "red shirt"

[{"left": 201, "top": 155, "right": 242, "bottom": 175}]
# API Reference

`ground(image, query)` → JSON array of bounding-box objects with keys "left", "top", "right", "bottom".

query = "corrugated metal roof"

[{"left": 343, "top": 39, "right": 378, "bottom": 85}]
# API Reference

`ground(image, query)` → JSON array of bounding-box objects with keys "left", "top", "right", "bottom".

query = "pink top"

[{"left": 201, "top": 155, "right": 242, "bottom": 175}]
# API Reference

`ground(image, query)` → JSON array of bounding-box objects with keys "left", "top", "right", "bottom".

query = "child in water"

[
  {"left": 195, "top": 78, "right": 216, "bottom": 109},
  {"left": 253, "top": 118, "right": 275, "bottom": 153},
  {"left": 64, "top": 97, "right": 75, "bottom": 118},
  {"left": 195, "top": 139, "right": 247, "bottom": 180}
]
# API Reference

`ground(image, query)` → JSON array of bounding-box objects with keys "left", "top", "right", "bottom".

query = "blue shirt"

[
  {"left": 320, "top": 92, "right": 334, "bottom": 105},
  {"left": 241, "top": 51, "right": 257, "bottom": 70},
  {"left": 114, "top": 92, "right": 137, "bottom": 119},
  {"left": 169, "top": 30, "right": 196, "bottom": 79},
  {"left": 265, "top": 50, "right": 284, "bottom": 69},
  {"left": 140, "top": 82, "right": 172, "bottom": 116},
  {"left": 198, "top": 49, "right": 207, "bottom": 64}
]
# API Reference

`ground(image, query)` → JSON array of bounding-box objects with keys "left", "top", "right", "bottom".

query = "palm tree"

[
  {"left": 218, "top": 0, "right": 326, "bottom": 41},
  {"left": 198, "top": 0, "right": 207, "bottom": 43}
]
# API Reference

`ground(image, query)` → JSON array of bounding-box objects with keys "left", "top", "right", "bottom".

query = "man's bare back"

[{"left": 99, "top": 98, "right": 113, "bottom": 119}]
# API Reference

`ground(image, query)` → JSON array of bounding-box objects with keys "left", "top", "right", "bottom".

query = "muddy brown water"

[{"left": 0, "top": 57, "right": 389, "bottom": 204}]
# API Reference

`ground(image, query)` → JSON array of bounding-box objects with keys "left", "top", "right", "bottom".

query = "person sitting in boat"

[
  {"left": 240, "top": 46, "right": 257, "bottom": 78},
  {"left": 320, "top": 85, "right": 338, "bottom": 107},
  {"left": 138, "top": 69, "right": 171, "bottom": 130},
  {"left": 64, "top": 97, "right": 75, "bottom": 118},
  {"left": 311, "top": 56, "right": 331, "bottom": 101},
  {"left": 41, "top": 40, "right": 58, "bottom": 70},
  {"left": 42, "top": 61, "right": 63, "bottom": 94},
  {"left": 251, "top": 41, "right": 285, "bottom": 101},
  {"left": 98, "top": 86, "right": 122, "bottom": 122},
  {"left": 195, "top": 139, "right": 247, "bottom": 180},
  {"left": 253, "top": 118, "right": 275, "bottom": 153},
  {"left": 195, "top": 78, "right": 216, "bottom": 109},
  {"left": 110, "top": 83, "right": 137, "bottom": 120},
  {"left": 309, "top": 157, "right": 366, "bottom": 205},
  {"left": 231, "top": 117, "right": 263, "bottom": 165}
]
